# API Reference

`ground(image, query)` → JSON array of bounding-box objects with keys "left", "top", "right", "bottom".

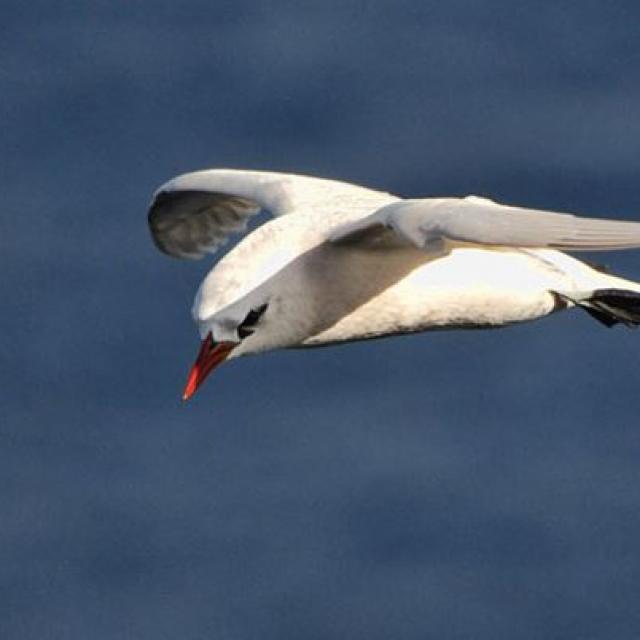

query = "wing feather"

[
  {"left": 148, "top": 169, "right": 395, "bottom": 259},
  {"left": 331, "top": 196, "right": 640, "bottom": 252}
]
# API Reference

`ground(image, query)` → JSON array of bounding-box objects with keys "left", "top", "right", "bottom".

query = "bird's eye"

[{"left": 238, "top": 304, "right": 268, "bottom": 339}]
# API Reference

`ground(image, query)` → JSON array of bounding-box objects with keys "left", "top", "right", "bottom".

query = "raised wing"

[
  {"left": 148, "top": 168, "right": 395, "bottom": 259},
  {"left": 331, "top": 195, "right": 640, "bottom": 252}
]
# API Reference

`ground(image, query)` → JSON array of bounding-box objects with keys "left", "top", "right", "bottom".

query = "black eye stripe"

[
  {"left": 238, "top": 303, "right": 268, "bottom": 339},
  {"left": 237, "top": 326, "right": 254, "bottom": 339},
  {"left": 242, "top": 304, "right": 268, "bottom": 327}
]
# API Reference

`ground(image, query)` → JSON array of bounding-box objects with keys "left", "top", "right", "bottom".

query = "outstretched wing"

[
  {"left": 331, "top": 195, "right": 640, "bottom": 252},
  {"left": 148, "top": 168, "right": 395, "bottom": 259}
]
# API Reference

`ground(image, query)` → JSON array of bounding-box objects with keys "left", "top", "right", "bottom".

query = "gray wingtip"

[
  {"left": 147, "top": 191, "right": 189, "bottom": 258},
  {"left": 147, "top": 189, "right": 260, "bottom": 259},
  {"left": 147, "top": 190, "right": 210, "bottom": 259}
]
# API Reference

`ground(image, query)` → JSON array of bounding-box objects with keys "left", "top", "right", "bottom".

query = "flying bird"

[{"left": 147, "top": 169, "right": 640, "bottom": 400}]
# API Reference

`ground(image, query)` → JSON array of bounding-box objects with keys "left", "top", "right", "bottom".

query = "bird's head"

[
  {"left": 182, "top": 279, "right": 311, "bottom": 400},
  {"left": 182, "top": 293, "right": 273, "bottom": 400}
]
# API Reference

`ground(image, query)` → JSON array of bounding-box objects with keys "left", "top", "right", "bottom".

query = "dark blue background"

[{"left": 3, "top": 2, "right": 640, "bottom": 638}]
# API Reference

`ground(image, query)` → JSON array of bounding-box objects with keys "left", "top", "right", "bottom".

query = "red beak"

[{"left": 182, "top": 332, "right": 236, "bottom": 400}]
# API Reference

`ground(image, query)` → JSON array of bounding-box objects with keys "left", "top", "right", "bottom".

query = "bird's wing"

[
  {"left": 148, "top": 168, "right": 396, "bottom": 259},
  {"left": 330, "top": 195, "right": 640, "bottom": 252}
]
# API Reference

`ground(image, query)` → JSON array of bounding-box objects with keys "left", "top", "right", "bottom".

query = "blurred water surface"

[{"left": 3, "top": 2, "right": 640, "bottom": 639}]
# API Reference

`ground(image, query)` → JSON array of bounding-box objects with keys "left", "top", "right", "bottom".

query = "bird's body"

[
  {"left": 202, "top": 213, "right": 612, "bottom": 350},
  {"left": 147, "top": 169, "right": 640, "bottom": 398}
]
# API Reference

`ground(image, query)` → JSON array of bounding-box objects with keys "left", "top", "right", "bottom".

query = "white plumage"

[{"left": 147, "top": 168, "right": 640, "bottom": 398}]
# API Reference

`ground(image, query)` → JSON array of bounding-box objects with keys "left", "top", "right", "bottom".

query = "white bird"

[{"left": 147, "top": 169, "right": 640, "bottom": 400}]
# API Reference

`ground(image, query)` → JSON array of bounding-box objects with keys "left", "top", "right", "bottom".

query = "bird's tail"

[
  {"left": 558, "top": 287, "right": 640, "bottom": 328},
  {"left": 577, "top": 289, "right": 640, "bottom": 327},
  {"left": 547, "top": 252, "right": 640, "bottom": 328}
]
